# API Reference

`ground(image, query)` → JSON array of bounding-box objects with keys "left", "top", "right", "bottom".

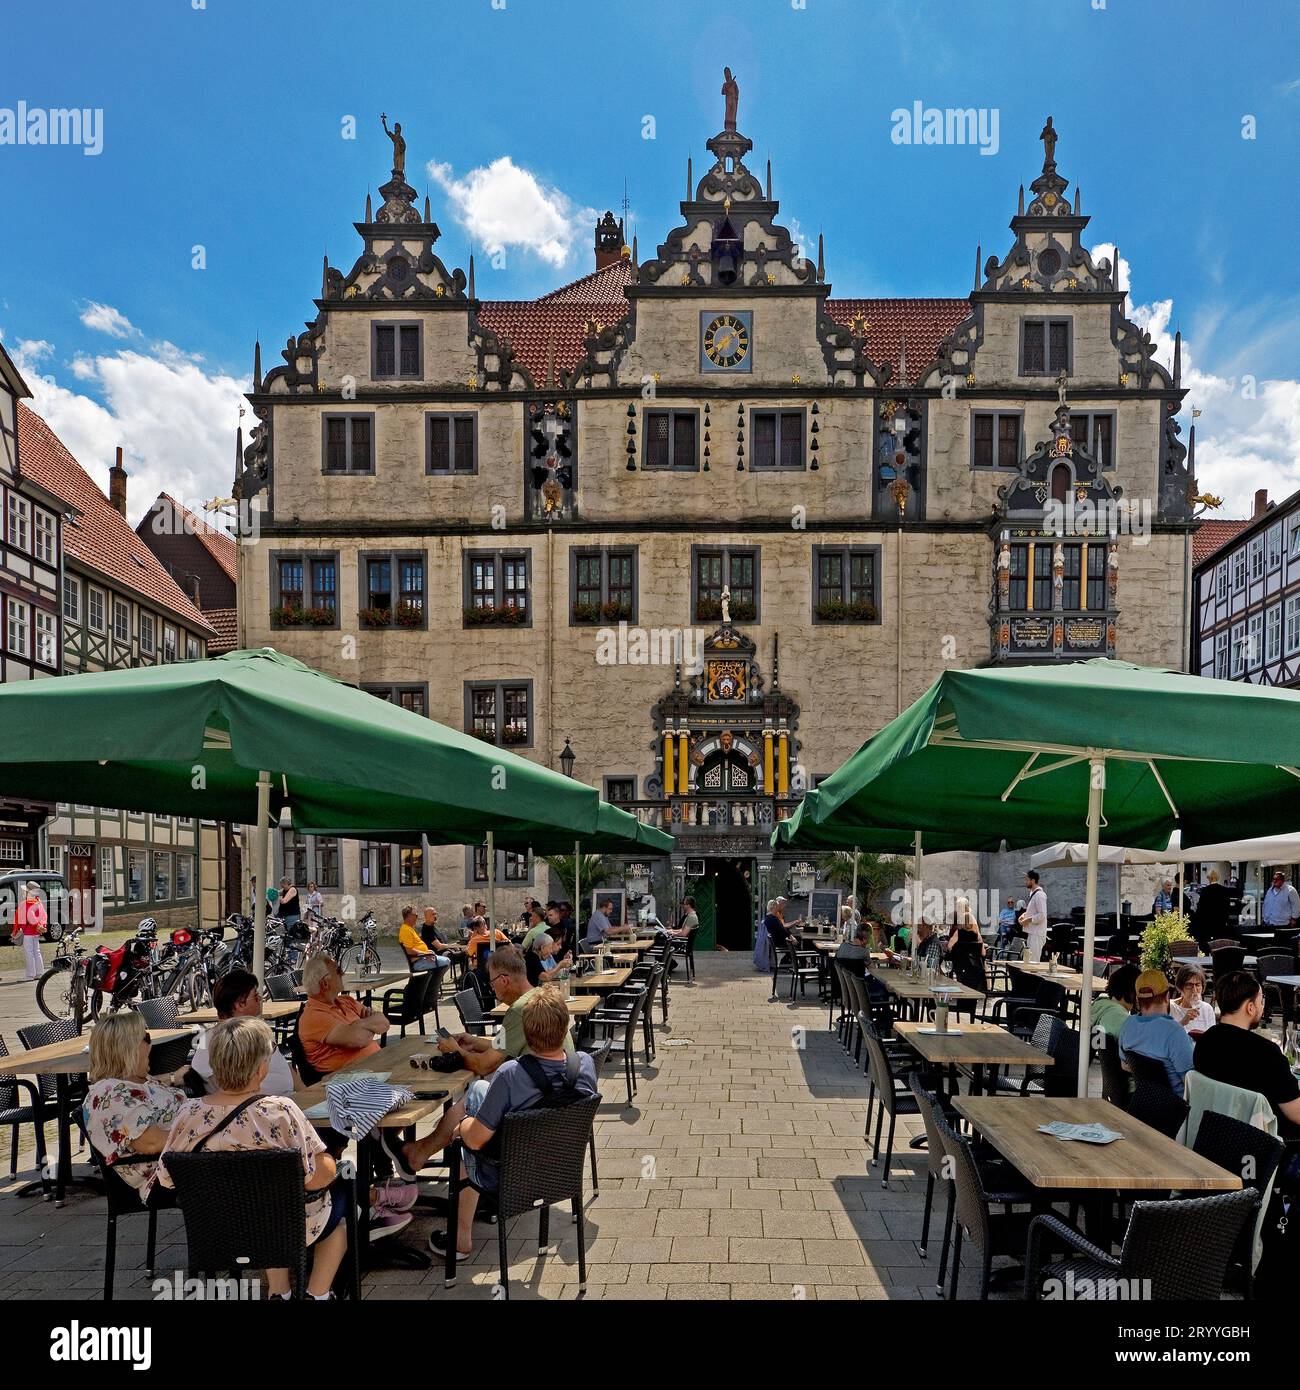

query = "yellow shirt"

[{"left": 398, "top": 922, "right": 431, "bottom": 957}]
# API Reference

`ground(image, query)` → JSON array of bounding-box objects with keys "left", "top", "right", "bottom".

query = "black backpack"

[{"left": 515, "top": 1052, "right": 584, "bottom": 1111}]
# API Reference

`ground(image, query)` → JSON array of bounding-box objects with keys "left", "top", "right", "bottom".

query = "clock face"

[{"left": 700, "top": 311, "right": 753, "bottom": 372}]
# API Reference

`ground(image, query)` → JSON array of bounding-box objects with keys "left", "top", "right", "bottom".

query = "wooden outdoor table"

[
  {"left": 572, "top": 967, "right": 634, "bottom": 991},
  {"left": 5, "top": 1028, "right": 196, "bottom": 1205},
  {"left": 952, "top": 1096, "right": 1242, "bottom": 1193},
  {"left": 869, "top": 966, "right": 983, "bottom": 1020},
  {"left": 184, "top": 1000, "right": 301, "bottom": 1026},
  {"left": 1011, "top": 961, "right": 1107, "bottom": 993},
  {"left": 893, "top": 1020, "right": 1053, "bottom": 1096},
  {"left": 489, "top": 992, "right": 601, "bottom": 1020},
  {"left": 580, "top": 951, "right": 639, "bottom": 963},
  {"left": 1188, "top": 955, "right": 1258, "bottom": 971}
]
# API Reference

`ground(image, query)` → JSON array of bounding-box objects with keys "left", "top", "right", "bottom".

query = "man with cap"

[
  {"left": 1119, "top": 969, "right": 1195, "bottom": 1097},
  {"left": 10, "top": 881, "right": 48, "bottom": 981}
]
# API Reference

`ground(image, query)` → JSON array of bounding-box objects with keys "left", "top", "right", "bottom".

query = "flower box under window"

[
  {"left": 272, "top": 605, "right": 335, "bottom": 628},
  {"left": 359, "top": 603, "right": 424, "bottom": 629},
  {"left": 463, "top": 604, "right": 528, "bottom": 627},
  {"left": 695, "top": 596, "right": 755, "bottom": 623},
  {"left": 815, "top": 598, "right": 878, "bottom": 623}
]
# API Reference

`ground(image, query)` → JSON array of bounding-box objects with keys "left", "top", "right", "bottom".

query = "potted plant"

[
  {"left": 571, "top": 600, "right": 601, "bottom": 624},
  {"left": 273, "top": 604, "right": 335, "bottom": 628},
  {"left": 358, "top": 607, "right": 391, "bottom": 628},
  {"left": 601, "top": 600, "right": 633, "bottom": 622},
  {"left": 1139, "top": 910, "right": 1195, "bottom": 973},
  {"left": 394, "top": 603, "right": 423, "bottom": 629},
  {"left": 695, "top": 596, "right": 722, "bottom": 621}
]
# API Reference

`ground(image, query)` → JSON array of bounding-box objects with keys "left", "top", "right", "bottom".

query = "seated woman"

[
  {"left": 155, "top": 1017, "right": 348, "bottom": 1300},
  {"left": 524, "top": 931, "right": 572, "bottom": 986},
  {"left": 465, "top": 915, "right": 510, "bottom": 967},
  {"left": 83, "top": 1012, "right": 186, "bottom": 1203},
  {"left": 945, "top": 896, "right": 988, "bottom": 993},
  {"left": 1170, "top": 964, "right": 1215, "bottom": 1037}
]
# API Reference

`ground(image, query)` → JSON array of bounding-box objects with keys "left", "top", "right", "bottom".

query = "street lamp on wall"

[{"left": 559, "top": 738, "right": 576, "bottom": 779}]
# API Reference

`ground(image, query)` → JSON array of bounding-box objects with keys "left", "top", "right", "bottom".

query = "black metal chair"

[
  {"left": 452, "top": 988, "right": 495, "bottom": 1036},
  {"left": 671, "top": 925, "right": 698, "bottom": 983},
  {"left": 0, "top": 1033, "right": 51, "bottom": 1192},
  {"left": 985, "top": 975, "right": 1066, "bottom": 1040},
  {"left": 162, "top": 1148, "right": 316, "bottom": 1298},
  {"left": 95, "top": 1151, "right": 176, "bottom": 1300},
  {"left": 863, "top": 1028, "right": 921, "bottom": 1187},
  {"left": 448, "top": 1094, "right": 600, "bottom": 1300},
  {"left": 381, "top": 969, "right": 437, "bottom": 1039},
  {"left": 1025, "top": 1188, "right": 1258, "bottom": 1301},
  {"left": 1098, "top": 1032, "right": 1131, "bottom": 1110},
  {"left": 266, "top": 973, "right": 298, "bottom": 1002},
  {"left": 934, "top": 1103, "right": 1038, "bottom": 1300},
  {"left": 589, "top": 988, "right": 647, "bottom": 1107},
  {"left": 770, "top": 939, "right": 819, "bottom": 1001},
  {"left": 1257, "top": 952, "right": 1296, "bottom": 1026},
  {"left": 16, "top": 1019, "right": 89, "bottom": 1182},
  {"left": 1191, "top": 1108, "right": 1285, "bottom": 1299}
]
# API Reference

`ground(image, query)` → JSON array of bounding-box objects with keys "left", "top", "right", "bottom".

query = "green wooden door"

[{"left": 687, "top": 877, "right": 717, "bottom": 951}]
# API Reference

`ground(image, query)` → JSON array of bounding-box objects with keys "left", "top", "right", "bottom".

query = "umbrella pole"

[
  {"left": 486, "top": 831, "right": 496, "bottom": 964},
  {"left": 911, "top": 831, "right": 922, "bottom": 966},
  {"left": 574, "top": 841, "right": 581, "bottom": 940},
  {"left": 252, "top": 770, "right": 271, "bottom": 984},
  {"left": 850, "top": 845, "right": 859, "bottom": 932},
  {"left": 1078, "top": 756, "right": 1106, "bottom": 1097}
]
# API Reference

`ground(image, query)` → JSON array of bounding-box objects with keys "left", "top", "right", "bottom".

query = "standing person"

[
  {"left": 1190, "top": 868, "right": 1232, "bottom": 948},
  {"left": 277, "top": 876, "right": 301, "bottom": 927},
  {"left": 305, "top": 881, "right": 324, "bottom": 919},
  {"left": 11, "top": 880, "right": 47, "bottom": 981},
  {"left": 1019, "top": 870, "right": 1048, "bottom": 962},
  {"left": 1151, "top": 879, "right": 1175, "bottom": 915},
  {"left": 946, "top": 896, "right": 987, "bottom": 992},
  {"left": 1261, "top": 870, "right": 1299, "bottom": 930}
]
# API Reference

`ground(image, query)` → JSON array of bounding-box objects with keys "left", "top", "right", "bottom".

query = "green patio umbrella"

[
  {"left": 0, "top": 648, "right": 606, "bottom": 977},
  {"left": 774, "top": 659, "right": 1300, "bottom": 1093}
]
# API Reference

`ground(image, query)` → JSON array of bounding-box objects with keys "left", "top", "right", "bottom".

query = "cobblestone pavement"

[{"left": 0, "top": 954, "right": 967, "bottom": 1301}]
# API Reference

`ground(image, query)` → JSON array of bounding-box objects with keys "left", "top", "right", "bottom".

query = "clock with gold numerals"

[{"left": 700, "top": 310, "right": 753, "bottom": 373}]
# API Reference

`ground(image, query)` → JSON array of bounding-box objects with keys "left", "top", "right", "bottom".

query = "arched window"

[
  {"left": 1050, "top": 463, "right": 1071, "bottom": 504},
  {"left": 700, "top": 752, "right": 753, "bottom": 793}
]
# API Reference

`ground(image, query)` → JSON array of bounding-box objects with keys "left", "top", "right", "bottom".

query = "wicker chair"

[
  {"left": 1025, "top": 1189, "right": 1258, "bottom": 1301},
  {"left": 1211, "top": 945, "right": 1247, "bottom": 979},
  {"left": 0, "top": 1033, "right": 51, "bottom": 1190},
  {"left": 266, "top": 974, "right": 298, "bottom": 1002},
  {"left": 453, "top": 987, "right": 495, "bottom": 1036},
  {"left": 447, "top": 1093, "right": 600, "bottom": 1299},
  {"left": 95, "top": 1151, "right": 176, "bottom": 1300},
  {"left": 993, "top": 1014, "right": 1078, "bottom": 1097},
  {"left": 1257, "top": 952, "right": 1297, "bottom": 1026},
  {"left": 16, "top": 1019, "right": 88, "bottom": 1182},
  {"left": 985, "top": 975, "right": 1066, "bottom": 1040},
  {"left": 1191, "top": 1109, "right": 1285, "bottom": 1298},
  {"left": 135, "top": 996, "right": 180, "bottom": 1031},
  {"left": 381, "top": 969, "right": 437, "bottom": 1039},
  {"left": 1124, "top": 1050, "right": 1189, "bottom": 1137},
  {"left": 908, "top": 1076, "right": 956, "bottom": 1286},
  {"left": 670, "top": 925, "right": 698, "bottom": 983},
  {"left": 1098, "top": 1032, "right": 1131, "bottom": 1109}
]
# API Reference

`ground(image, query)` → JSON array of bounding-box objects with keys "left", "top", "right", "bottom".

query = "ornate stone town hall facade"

[{"left": 238, "top": 96, "right": 1199, "bottom": 947}]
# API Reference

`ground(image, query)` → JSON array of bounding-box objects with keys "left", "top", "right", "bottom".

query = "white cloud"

[
  {"left": 5, "top": 335, "right": 246, "bottom": 528},
  {"left": 426, "top": 155, "right": 592, "bottom": 269},
  {"left": 1090, "top": 244, "right": 1300, "bottom": 518},
  {"left": 79, "top": 302, "right": 138, "bottom": 339}
]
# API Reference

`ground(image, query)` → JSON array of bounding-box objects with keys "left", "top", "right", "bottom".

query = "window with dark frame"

[
  {"left": 361, "top": 842, "right": 392, "bottom": 888},
  {"left": 315, "top": 838, "right": 339, "bottom": 889},
  {"left": 643, "top": 410, "right": 698, "bottom": 470},
  {"left": 605, "top": 777, "right": 636, "bottom": 804},
  {"left": 751, "top": 410, "right": 804, "bottom": 469},
  {"left": 1020, "top": 317, "right": 1071, "bottom": 375},
  {"left": 282, "top": 831, "right": 309, "bottom": 886},
  {"left": 466, "top": 681, "right": 531, "bottom": 747},
  {"left": 694, "top": 547, "right": 757, "bottom": 621},
  {"left": 814, "top": 547, "right": 879, "bottom": 621},
  {"left": 1008, "top": 541, "right": 1109, "bottom": 613},
  {"left": 465, "top": 550, "right": 529, "bottom": 623},
  {"left": 1069, "top": 412, "right": 1115, "bottom": 468},
  {"left": 571, "top": 547, "right": 636, "bottom": 623},
  {"left": 311, "top": 557, "right": 336, "bottom": 613},
  {"left": 472, "top": 847, "right": 529, "bottom": 884},
  {"left": 972, "top": 412, "right": 1021, "bottom": 469},
  {"left": 373, "top": 323, "right": 421, "bottom": 379},
  {"left": 427, "top": 413, "right": 477, "bottom": 473},
  {"left": 278, "top": 557, "right": 304, "bottom": 609},
  {"left": 363, "top": 684, "right": 428, "bottom": 716},
  {"left": 323, "top": 415, "right": 373, "bottom": 474}
]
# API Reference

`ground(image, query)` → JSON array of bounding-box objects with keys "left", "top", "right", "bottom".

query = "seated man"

[
  {"left": 298, "top": 955, "right": 389, "bottom": 1074},
  {"left": 433, "top": 985, "right": 598, "bottom": 1260},
  {"left": 1091, "top": 963, "right": 1138, "bottom": 1044},
  {"left": 396, "top": 905, "right": 451, "bottom": 973},
  {"left": 583, "top": 898, "right": 614, "bottom": 948},
  {"left": 192, "top": 968, "right": 297, "bottom": 1095},
  {"left": 437, "top": 945, "right": 573, "bottom": 1077},
  {"left": 996, "top": 898, "right": 1018, "bottom": 947},
  {"left": 465, "top": 915, "right": 510, "bottom": 967},
  {"left": 915, "top": 919, "right": 944, "bottom": 971},
  {"left": 1193, "top": 970, "right": 1300, "bottom": 1141},
  {"left": 834, "top": 922, "right": 874, "bottom": 975},
  {"left": 421, "top": 906, "right": 460, "bottom": 955},
  {"left": 518, "top": 904, "right": 548, "bottom": 954},
  {"left": 1119, "top": 969, "right": 1195, "bottom": 1098}
]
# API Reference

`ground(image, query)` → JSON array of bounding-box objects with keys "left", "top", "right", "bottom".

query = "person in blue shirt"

[
  {"left": 1119, "top": 969, "right": 1195, "bottom": 1097},
  {"left": 583, "top": 899, "right": 613, "bottom": 947},
  {"left": 1151, "top": 879, "right": 1174, "bottom": 915},
  {"left": 996, "top": 897, "right": 1018, "bottom": 947}
]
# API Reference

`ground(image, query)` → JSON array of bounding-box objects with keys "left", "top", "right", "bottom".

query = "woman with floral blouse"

[
  {"left": 155, "top": 1016, "right": 348, "bottom": 1300},
  {"left": 82, "top": 1012, "right": 186, "bottom": 1201}
]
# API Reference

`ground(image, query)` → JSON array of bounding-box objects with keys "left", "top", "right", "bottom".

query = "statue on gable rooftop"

[
  {"left": 1039, "top": 115, "right": 1057, "bottom": 173},
  {"left": 381, "top": 113, "right": 406, "bottom": 178},
  {"left": 722, "top": 67, "right": 739, "bottom": 132}
]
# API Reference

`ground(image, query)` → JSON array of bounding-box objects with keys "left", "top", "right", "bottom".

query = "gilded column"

[
  {"left": 678, "top": 729, "right": 690, "bottom": 797},
  {"left": 777, "top": 729, "right": 789, "bottom": 797},
  {"left": 763, "top": 728, "right": 775, "bottom": 797},
  {"left": 663, "top": 728, "right": 676, "bottom": 796}
]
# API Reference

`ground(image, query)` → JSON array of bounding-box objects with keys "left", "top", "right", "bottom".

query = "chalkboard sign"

[{"left": 805, "top": 889, "right": 842, "bottom": 933}]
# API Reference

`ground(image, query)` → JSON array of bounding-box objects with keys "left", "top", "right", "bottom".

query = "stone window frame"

[
  {"left": 690, "top": 544, "right": 761, "bottom": 624},
  {"left": 569, "top": 545, "right": 639, "bottom": 625},
  {"left": 425, "top": 411, "right": 479, "bottom": 474},
  {"left": 360, "top": 840, "right": 426, "bottom": 891},
  {"left": 362, "top": 683, "right": 431, "bottom": 717},
  {"left": 359, "top": 548, "right": 429, "bottom": 629},
  {"left": 462, "top": 547, "right": 533, "bottom": 628},
  {"left": 969, "top": 409, "right": 1023, "bottom": 470},
  {"left": 748, "top": 406, "right": 807, "bottom": 471},
  {"left": 320, "top": 412, "right": 376, "bottom": 476},
  {"left": 603, "top": 775, "right": 637, "bottom": 804},
  {"left": 464, "top": 678, "right": 534, "bottom": 750},
  {"left": 370, "top": 320, "right": 424, "bottom": 381},
  {"left": 811, "top": 545, "right": 882, "bottom": 625},
  {"left": 1018, "top": 316, "right": 1072, "bottom": 377},
  {"left": 641, "top": 408, "right": 701, "bottom": 471},
  {"left": 1068, "top": 410, "right": 1117, "bottom": 470},
  {"left": 465, "top": 845, "right": 532, "bottom": 888},
  {"left": 269, "top": 549, "right": 341, "bottom": 630}
]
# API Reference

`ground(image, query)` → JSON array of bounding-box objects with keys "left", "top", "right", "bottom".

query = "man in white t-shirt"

[
  {"left": 191, "top": 968, "right": 296, "bottom": 1096},
  {"left": 1019, "top": 870, "right": 1049, "bottom": 962}
]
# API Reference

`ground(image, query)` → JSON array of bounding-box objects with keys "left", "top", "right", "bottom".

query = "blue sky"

[{"left": 0, "top": 0, "right": 1297, "bottom": 518}]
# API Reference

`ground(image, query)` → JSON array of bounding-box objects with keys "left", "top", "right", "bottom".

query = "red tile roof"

[
  {"left": 204, "top": 606, "right": 239, "bottom": 654},
  {"left": 478, "top": 259, "right": 972, "bottom": 387},
  {"left": 156, "top": 492, "right": 238, "bottom": 586},
  {"left": 1192, "top": 519, "right": 1251, "bottom": 567},
  {"left": 17, "top": 405, "right": 214, "bottom": 635}
]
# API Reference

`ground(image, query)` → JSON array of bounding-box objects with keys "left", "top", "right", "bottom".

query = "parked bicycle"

[
  {"left": 335, "top": 910, "right": 382, "bottom": 978},
  {"left": 34, "top": 926, "right": 91, "bottom": 1023}
]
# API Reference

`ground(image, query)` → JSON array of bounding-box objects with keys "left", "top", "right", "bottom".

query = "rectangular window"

[
  {"left": 813, "top": 546, "right": 879, "bottom": 622},
  {"left": 570, "top": 547, "right": 637, "bottom": 623},
  {"left": 152, "top": 852, "right": 171, "bottom": 903},
  {"left": 1287, "top": 595, "right": 1300, "bottom": 655},
  {"left": 1020, "top": 317, "right": 1071, "bottom": 375},
  {"left": 33, "top": 508, "right": 55, "bottom": 564},
  {"left": 175, "top": 855, "right": 193, "bottom": 899},
  {"left": 1215, "top": 562, "right": 1228, "bottom": 604},
  {"left": 1248, "top": 611, "right": 1264, "bottom": 671},
  {"left": 360, "top": 843, "right": 391, "bottom": 888},
  {"left": 364, "top": 684, "right": 428, "bottom": 716},
  {"left": 400, "top": 845, "right": 424, "bottom": 887},
  {"left": 466, "top": 680, "right": 533, "bottom": 748},
  {"left": 604, "top": 777, "right": 636, "bottom": 804},
  {"left": 472, "top": 848, "right": 529, "bottom": 885},
  {"left": 322, "top": 414, "right": 374, "bottom": 474},
  {"left": 1008, "top": 544, "right": 1028, "bottom": 610},
  {"left": 971, "top": 411, "right": 1021, "bottom": 469},
  {"left": 1249, "top": 536, "right": 1264, "bottom": 583},
  {"left": 398, "top": 556, "right": 424, "bottom": 618},
  {"left": 1060, "top": 545, "right": 1081, "bottom": 610},
  {"left": 1214, "top": 629, "right": 1229, "bottom": 680},
  {"left": 282, "top": 831, "right": 309, "bottom": 887},
  {"left": 1068, "top": 413, "right": 1116, "bottom": 468},
  {"left": 693, "top": 547, "right": 758, "bottom": 622},
  {"left": 139, "top": 612, "right": 155, "bottom": 655},
  {"left": 34, "top": 609, "right": 56, "bottom": 667},
  {"left": 5, "top": 597, "right": 29, "bottom": 657},
  {"left": 128, "top": 851, "right": 147, "bottom": 903},
  {"left": 311, "top": 558, "right": 336, "bottom": 614},
  {"left": 366, "top": 556, "right": 392, "bottom": 611},
  {"left": 6, "top": 494, "right": 29, "bottom": 550},
  {"left": 751, "top": 410, "right": 804, "bottom": 470},
  {"left": 63, "top": 574, "right": 80, "bottom": 623},
  {"left": 1032, "top": 545, "right": 1054, "bottom": 612},
  {"left": 277, "top": 557, "right": 304, "bottom": 610},
  {"left": 163, "top": 626, "right": 177, "bottom": 662},
  {"left": 1232, "top": 548, "right": 1247, "bottom": 592},
  {"left": 1267, "top": 524, "right": 1283, "bottom": 572},
  {"left": 372, "top": 323, "right": 421, "bottom": 379},
  {"left": 464, "top": 550, "right": 530, "bottom": 624},
  {"left": 1267, "top": 603, "right": 1282, "bottom": 662},
  {"left": 1230, "top": 620, "right": 1246, "bottom": 677},
  {"left": 426, "top": 413, "right": 477, "bottom": 473},
  {"left": 1086, "top": 545, "right": 1106, "bottom": 612},
  {"left": 100, "top": 846, "right": 115, "bottom": 896},
  {"left": 642, "top": 410, "right": 699, "bottom": 470},
  {"left": 87, "top": 587, "right": 106, "bottom": 633},
  {"left": 315, "top": 838, "right": 339, "bottom": 890},
  {"left": 112, "top": 598, "right": 130, "bottom": 645},
  {"left": 185, "top": 635, "right": 199, "bottom": 661},
  {"left": 1290, "top": 521, "right": 1300, "bottom": 562}
]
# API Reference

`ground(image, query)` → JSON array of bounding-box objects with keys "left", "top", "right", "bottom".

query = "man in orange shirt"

[{"left": 11, "top": 881, "right": 48, "bottom": 980}]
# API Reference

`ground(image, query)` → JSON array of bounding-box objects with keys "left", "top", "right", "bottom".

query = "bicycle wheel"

[
  {"left": 35, "top": 961, "right": 76, "bottom": 1023},
  {"left": 186, "top": 968, "right": 210, "bottom": 1013},
  {"left": 357, "top": 942, "right": 382, "bottom": 978}
]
